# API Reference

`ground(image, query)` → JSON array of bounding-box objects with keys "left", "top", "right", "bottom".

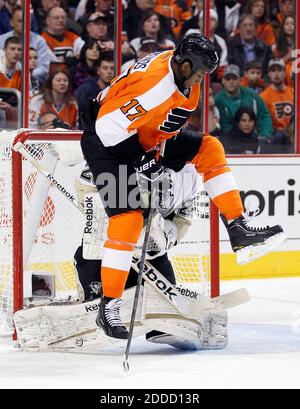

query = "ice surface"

[{"left": 0, "top": 278, "right": 299, "bottom": 389}]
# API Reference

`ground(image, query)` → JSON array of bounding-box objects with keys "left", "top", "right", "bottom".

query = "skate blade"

[
  {"left": 95, "top": 328, "right": 127, "bottom": 347},
  {"left": 147, "top": 334, "right": 200, "bottom": 351},
  {"left": 236, "top": 232, "right": 287, "bottom": 265}
]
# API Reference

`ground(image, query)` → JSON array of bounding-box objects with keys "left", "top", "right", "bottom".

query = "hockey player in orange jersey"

[{"left": 81, "top": 33, "right": 285, "bottom": 340}]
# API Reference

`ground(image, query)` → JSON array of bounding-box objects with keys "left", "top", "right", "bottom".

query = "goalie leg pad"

[
  {"left": 144, "top": 312, "right": 228, "bottom": 351},
  {"left": 14, "top": 275, "right": 229, "bottom": 353},
  {"left": 82, "top": 192, "right": 108, "bottom": 260},
  {"left": 142, "top": 283, "right": 228, "bottom": 351},
  {"left": 13, "top": 287, "right": 143, "bottom": 352}
]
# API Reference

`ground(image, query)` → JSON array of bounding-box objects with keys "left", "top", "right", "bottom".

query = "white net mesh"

[
  {"left": 22, "top": 141, "right": 84, "bottom": 301},
  {"left": 169, "top": 191, "right": 211, "bottom": 294},
  {"left": 0, "top": 132, "right": 85, "bottom": 336},
  {"left": 0, "top": 134, "right": 14, "bottom": 336},
  {"left": 0, "top": 130, "right": 214, "bottom": 338}
]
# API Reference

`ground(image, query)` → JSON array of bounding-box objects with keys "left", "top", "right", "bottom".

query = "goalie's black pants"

[{"left": 74, "top": 245, "right": 175, "bottom": 302}]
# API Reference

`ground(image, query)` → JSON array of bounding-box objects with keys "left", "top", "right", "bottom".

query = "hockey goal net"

[{"left": 0, "top": 130, "right": 219, "bottom": 338}]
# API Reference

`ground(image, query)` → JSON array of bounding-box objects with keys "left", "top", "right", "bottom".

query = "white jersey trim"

[
  {"left": 96, "top": 71, "right": 177, "bottom": 147},
  {"left": 102, "top": 247, "right": 134, "bottom": 272},
  {"left": 204, "top": 172, "right": 238, "bottom": 200}
]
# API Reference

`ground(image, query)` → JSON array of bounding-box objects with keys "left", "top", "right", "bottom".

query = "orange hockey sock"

[
  {"left": 191, "top": 135, "right": 244, "bottom": 220},
  {"left": 101, "top": 210, "right": 144, "bottom": 298}
]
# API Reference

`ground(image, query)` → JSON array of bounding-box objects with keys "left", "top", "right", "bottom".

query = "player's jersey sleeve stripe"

[{"left": 96, "top": 72, "right": 177, "bottom": 147}]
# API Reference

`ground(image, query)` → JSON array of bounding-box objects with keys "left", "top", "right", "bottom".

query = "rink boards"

[{"left": 221, "top": 156, "right": 300, "bottom": 280}]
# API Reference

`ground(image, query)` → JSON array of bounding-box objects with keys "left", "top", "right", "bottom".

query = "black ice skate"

[
  {"left": 96, "top": 297, "right": 128, "bottom": 340},
  {"left": 224, "top": 211, "right": 286, "bottom": 265}
]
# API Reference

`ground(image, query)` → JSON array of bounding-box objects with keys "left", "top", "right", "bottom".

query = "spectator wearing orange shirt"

[
  {"left": 0, "top": 36, "right": 21, "bottom": 128},
  {"left": 0, "top": 36, "right": 22, "bottom": 90},
  {"left": 244, "top": 0, "right": 276, "bottom": 47},
  {"left": 41, "top": 6, "right": 84, "bottom": 63},
  {"left": 260, "top": 58, "right": 294, "bottom": 149},
  {"left": 29, "top": 68, "right": 79, "bottom": 129},
  {"left": 155, "top": 0, "right": 192, "bottom": 38}
]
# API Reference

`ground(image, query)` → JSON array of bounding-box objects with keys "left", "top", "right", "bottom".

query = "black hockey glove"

[
  {"left": 134, "top": 151, "right": 172, "bottom": 208},
  {"left": 135, "top": 151, "right": 164, "bottom": 184}
]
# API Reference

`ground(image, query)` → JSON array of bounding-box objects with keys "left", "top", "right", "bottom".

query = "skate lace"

[
  {"left": 242, "top": 208, "right": 270, "bottom": 231},
  {"left": 105, "top": 298, "right": 123, "bottom": 327}
]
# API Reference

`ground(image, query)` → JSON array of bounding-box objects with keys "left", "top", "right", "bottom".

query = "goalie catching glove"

[{"left": 135, "top": 213, "right": 178, "bottom": 260}]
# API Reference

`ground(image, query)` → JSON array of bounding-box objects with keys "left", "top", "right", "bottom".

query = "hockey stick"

[
  {"left": 13, "top": 141, "right": 86, "bottom": 216},
  {"left": 123, "top": 141, "right": 167, "bottom": 373},
  {"left": 131, "top": 257, "right": 250, "bottom": 317}
]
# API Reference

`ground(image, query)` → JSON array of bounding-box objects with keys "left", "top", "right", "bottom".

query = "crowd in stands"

[{"left": 0, "top": 0, "right": 296, "bottom": 154}]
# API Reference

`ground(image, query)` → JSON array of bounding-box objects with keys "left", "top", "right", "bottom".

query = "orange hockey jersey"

[
  {"left": 96, "top": 51, "right": 200, "bottom": 152},
  {"left": 260, "top": 85, "right": 294, "bottom": 131},
  {"left": 41, "top": 31, "right": 83, "bottom": 61}
]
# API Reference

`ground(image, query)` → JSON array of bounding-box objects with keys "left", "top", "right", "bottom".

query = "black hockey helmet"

[{"left": 173, "top": 33, "right": 219, "bottom": 74}]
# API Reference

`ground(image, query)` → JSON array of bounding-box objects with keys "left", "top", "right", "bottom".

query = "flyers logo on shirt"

[
  {"left": 274, "top": 102, "right": 293, "bottom": 119},
  {"left": 159, "top": 108, "right": 192, "bottom": 133}
]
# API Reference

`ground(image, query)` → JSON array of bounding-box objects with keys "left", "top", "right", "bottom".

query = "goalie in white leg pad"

[{"left": 13, "top": 281, "right": 229, "bottom": 352}]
